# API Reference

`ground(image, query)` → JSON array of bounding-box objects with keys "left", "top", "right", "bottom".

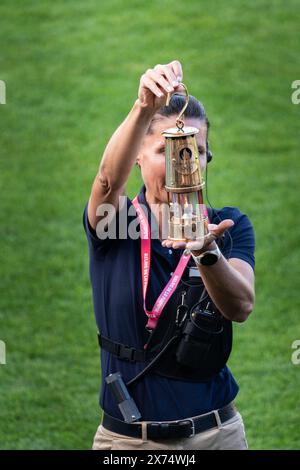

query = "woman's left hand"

[{"left": 161, "top": 219, "right": 234, "bottom": 253}]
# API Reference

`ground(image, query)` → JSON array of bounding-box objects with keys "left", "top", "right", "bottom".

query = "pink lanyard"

[{"left": 132, "top": 195, "right": 210, "bottom": 330}]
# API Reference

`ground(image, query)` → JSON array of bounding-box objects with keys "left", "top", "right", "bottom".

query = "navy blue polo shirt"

[{"left": 82, "top": 184, "right": 255, "bottom": 421}]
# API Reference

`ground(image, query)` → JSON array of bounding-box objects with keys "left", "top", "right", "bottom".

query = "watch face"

[{"left": 201, "top": 252, "right": 219, "bottom": 266}]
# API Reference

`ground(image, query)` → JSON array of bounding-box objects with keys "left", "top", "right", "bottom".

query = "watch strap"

[{"left": 191, "top": 244, "right": 221, "bottom": 266}]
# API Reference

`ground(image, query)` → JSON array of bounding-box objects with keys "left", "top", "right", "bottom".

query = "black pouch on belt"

[{"left": 176, "top": 304, "right": 224, "bottom": 370}]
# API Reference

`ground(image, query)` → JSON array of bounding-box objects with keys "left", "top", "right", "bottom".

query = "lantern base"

[{"left": 168, "top": 217, "right": 209, "bottom": 243}]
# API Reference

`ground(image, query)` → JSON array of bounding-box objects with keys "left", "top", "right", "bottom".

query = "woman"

[{"left": 83, "top": 60, "right": 255, "bottom": 450}]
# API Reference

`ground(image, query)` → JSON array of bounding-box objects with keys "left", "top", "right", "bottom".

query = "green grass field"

[{"left": 0, "top": 0, "right": 299, "bottom": 450}]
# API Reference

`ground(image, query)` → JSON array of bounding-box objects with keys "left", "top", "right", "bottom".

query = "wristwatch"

[{"left": 191, "top": 244, "right": 222, "bottom": 266}]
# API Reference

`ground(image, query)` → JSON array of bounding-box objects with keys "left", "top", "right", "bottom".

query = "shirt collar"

[{"left": 137, "top": 184, "right": 148, "bottom": 210}]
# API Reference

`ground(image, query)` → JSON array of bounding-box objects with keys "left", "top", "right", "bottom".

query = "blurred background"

[{"left": 0, "top": 0, "right": 299, "bottom": 449}]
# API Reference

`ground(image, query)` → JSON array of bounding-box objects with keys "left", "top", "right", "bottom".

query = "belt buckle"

[
  {"left": 187, "top": 419, "right": 195, "bottom": 438},
  {"left": 119, "top": 344, "right": 135, "bottom": 362}
]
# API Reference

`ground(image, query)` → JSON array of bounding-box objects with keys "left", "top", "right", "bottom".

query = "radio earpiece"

[{"left": 206, "top": 141, "right": 213, "bottom": 163}]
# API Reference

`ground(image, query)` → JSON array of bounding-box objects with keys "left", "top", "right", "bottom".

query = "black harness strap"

[{"left": 98, "top": 333, "right": 147, "bottom": 363}]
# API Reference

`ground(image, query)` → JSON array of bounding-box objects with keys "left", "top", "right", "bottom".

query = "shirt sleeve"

[
  {"left": 83, "top": 202, "right": 100, "bottom": 248},
  {"left": 220, "top": 207, "right": 255, "bottom": 271},
  {"left": 82, "top": 197, "right": 132, "bottom": 255},
  {"left": 82, "top": 201, "right": 117, "bottom": 256}
]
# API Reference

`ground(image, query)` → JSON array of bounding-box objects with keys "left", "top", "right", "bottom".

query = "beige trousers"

[{"left": 92, "top": 411, "right": 248, "bottom": 450}]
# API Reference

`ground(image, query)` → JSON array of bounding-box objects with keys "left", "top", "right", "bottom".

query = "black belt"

[{"left": 102, "top": 402, "right": 237, "bottom": 440}]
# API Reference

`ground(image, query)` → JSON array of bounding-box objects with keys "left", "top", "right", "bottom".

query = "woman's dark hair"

[{"left": 147, "top": 93, "right": 210, "bottom": 134}]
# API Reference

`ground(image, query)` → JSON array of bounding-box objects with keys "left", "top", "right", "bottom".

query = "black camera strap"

[
  {"left": 98, "top": 334, "right": 147, "bottom": 363},
  {"left": 98, "top": 331, "right": 181, "bottom": 389},
  {"left": 125, "top": 333, "right": 181, "bottom": 388}
]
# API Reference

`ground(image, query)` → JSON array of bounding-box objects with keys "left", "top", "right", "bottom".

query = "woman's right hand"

[{"left": 137, "top": 60, "right": 184, "bottom": 111}]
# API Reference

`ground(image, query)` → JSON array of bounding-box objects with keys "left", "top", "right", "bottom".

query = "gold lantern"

[{"left": 162, "top": 84, "right": 209, "bottom": 243}]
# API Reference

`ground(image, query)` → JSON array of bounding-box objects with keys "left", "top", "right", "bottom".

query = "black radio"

[{"left": 176, "top": 302, "right": 223, "bottom": 370}]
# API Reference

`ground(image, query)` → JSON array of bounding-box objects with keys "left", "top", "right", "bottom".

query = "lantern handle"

[{"left": 166, "top": 83, "right": 189, "bottom": 130}]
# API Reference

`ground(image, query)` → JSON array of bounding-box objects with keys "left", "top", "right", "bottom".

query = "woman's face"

[{"left": 137, "top": 115, "right": 208, "bottom": 204}]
